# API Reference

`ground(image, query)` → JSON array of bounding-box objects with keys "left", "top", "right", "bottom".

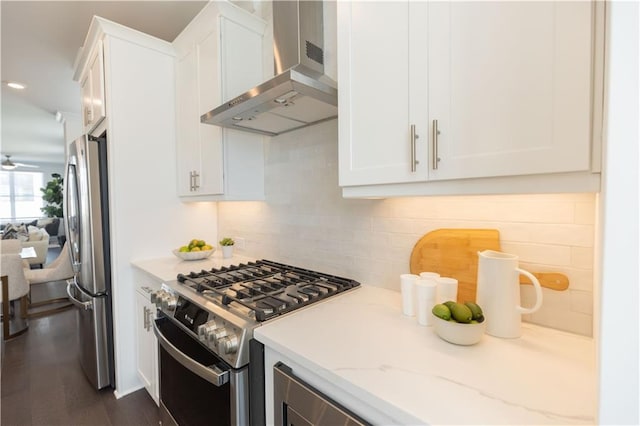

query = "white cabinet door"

[
  {"left": 176, "top": 49, "right": 203, "bottom": 196},
  {"left": 338, "top": 1, "right": 429, "bottom": 186},
  {"left": 427, "top": 1, "right": 593, "bottom": 180},
  {"left": 195, "top": 30, "right": 224, "bottom": 195},
  {"left": 81, "top": 43, "right": 107, "bottom": 133},
  {"left": 80, "top": 74, "right": 92, "bottom": 131},
  {"left": 218, "top": 16, "right": 265, "bottom": 199},
  {"left": 339, "top": 1, "right": 600, "bottom": 197},
  {"left": 135, "top": 288, "right": 159, "bottom": 404},
  {"left": 89, "top": 43, "right": 106, "bottom": 129},
  {"left": 174, "top": 3, "right": 266, "bottom": 200}
]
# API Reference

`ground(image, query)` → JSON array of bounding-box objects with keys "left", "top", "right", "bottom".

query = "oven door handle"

[{"left": 153, "top": 319, "right": 230, "bottom": 387}]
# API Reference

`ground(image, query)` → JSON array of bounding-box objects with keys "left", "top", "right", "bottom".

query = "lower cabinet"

[{"left": 135, "top": 285, "right": 159, "bottom": 405}]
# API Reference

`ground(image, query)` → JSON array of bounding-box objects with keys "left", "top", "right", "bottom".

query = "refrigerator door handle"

[{"left": 67, "top": 279, "right": 93, "bottom": 311}]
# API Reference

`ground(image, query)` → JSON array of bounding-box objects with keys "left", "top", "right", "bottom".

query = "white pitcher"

[{"left": 476, "top": 250, "right": 543, "bottom": 338}]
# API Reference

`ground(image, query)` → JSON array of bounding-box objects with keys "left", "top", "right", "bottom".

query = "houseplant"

[
  {"left": 219, "top": 237, "right": 235, "bottom": 259},
  {"left": 40, "top": 173, "right": 63, "bottom": 218}
]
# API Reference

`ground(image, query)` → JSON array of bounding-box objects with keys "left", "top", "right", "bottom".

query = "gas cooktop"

[
  {"left": 152, "top": 260, "right": 361, "bottom": 369},
  {"left": 176, "top": 259, "right": 360, "bottom": 322}
]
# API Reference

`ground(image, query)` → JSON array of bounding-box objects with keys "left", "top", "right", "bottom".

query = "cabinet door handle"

[
  {"left": 146, "top": 307, "right": 153, "bottom": 331},
  {"left": 410, "top": 124, "right": 419, "bottom": 172},
  {"left": 432, "top": 119, "right": 440, "bottom": 170},
  {"left": 189, "top": 171, "right": 195, "bottom": 191},
  {"left": 143, "top": 306, "right": 149, "bottom": 331},
  {"left": 193, "top": 171, "right": 200, "bottom": 190}
]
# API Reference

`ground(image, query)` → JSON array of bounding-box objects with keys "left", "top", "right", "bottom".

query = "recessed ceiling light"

[{"left": 5, "top": 81, "right": 26, "bottom": 90}]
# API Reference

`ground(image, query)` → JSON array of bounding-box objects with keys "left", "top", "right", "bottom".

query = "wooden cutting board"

[{"left": 409, "top": 229, "right": 569, "bottom": 303}]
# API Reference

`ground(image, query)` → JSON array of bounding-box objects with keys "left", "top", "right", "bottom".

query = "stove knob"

[
  {"left": 210, "top": 327, "right": 229, "bottom": 345},
  {"left": 151, "top": 290, "right": 166, "bottom": 307},
  {"left": 162, "top": 295, "right": 178, "bottom": 311},
  {"left": 218, "top": 333, "right": 239, "bottom": 355},
  {"left": 197, "top": 321, "right": 217, "bottom": 343}
]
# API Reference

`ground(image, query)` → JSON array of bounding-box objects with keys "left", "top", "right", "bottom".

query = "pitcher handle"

[{"left": 516, "top": 268, "right": 543, "bottom": 314}]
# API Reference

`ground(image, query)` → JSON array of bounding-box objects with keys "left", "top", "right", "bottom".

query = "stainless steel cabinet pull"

[
  {"left": 410, "top": 124, "right": 419, "bottom": 172},
  {"left": 432, "top": 119, "right": 441, "bottom": 170},
  {"left": 189, "top": 170, "right": 200, "bottom": 191},
  {"left": 143, "top": 307, "right": 149, "bottom": 331},
  {"left": 193, "top": 171, "right": 200, "bottom": 190},
  {"left": 145, "top": 307, "right": 154, "bottom": 331}
]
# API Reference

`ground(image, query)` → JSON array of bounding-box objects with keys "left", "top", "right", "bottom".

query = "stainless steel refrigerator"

[{"left": 64, "top": 133, "right": 115, "bottom": 389}]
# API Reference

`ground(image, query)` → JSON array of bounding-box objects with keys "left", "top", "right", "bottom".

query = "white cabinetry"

[
  {"left": 74, "top": 16, "right": 184, "bottom": 396},
  {"left": 174, "top": 3, "right": 266, "bottom": 200},
  {"left": 135, "top": 283, "right": 159, "bottom": 405},
  {"left": 79, "top": 42, "right": 106, "bottom": 133},
  {"left": 338, "top": 1, "right": 604, "bottom": 197}
]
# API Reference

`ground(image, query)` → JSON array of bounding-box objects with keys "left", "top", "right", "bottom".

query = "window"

[{"left": 0, "top": 171, "right": 45, "bottom": 222}]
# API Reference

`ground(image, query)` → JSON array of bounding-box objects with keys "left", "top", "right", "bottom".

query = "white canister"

[
  {"left": 419, "top": 271, "right": 440, "bottom": 280},
  {"left": 415, "top": 278, "right": 438, "bottom": 326},
  {"left": 400, "top": 274, "right": 419, "bottom": 316},
  {"left": 436, "top": 277, "right": 458, "bottom": 304}
]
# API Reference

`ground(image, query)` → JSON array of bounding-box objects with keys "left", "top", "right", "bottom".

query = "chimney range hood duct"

[{"left": 200, "top": 1, "right": 337, "bottom": 137}]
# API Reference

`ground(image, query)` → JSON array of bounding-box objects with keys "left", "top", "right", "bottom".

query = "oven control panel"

[{"left": 151, "top": 286, "right": 250, "bottom": 368}]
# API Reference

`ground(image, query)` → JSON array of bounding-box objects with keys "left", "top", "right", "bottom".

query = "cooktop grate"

[{"left": 176, "top": 260, "right": 360, "bottom": 321}]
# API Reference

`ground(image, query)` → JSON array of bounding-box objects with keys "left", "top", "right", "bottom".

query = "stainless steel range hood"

[{"left": 200, "top": 1, "right": 337, "bottom": 137}]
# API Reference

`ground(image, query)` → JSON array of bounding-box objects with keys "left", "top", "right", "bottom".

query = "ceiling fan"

[{"left": 1, "top": 155, "right": 39, "bottom": 170}]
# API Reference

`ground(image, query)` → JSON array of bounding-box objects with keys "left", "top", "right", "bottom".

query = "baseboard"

[{"left": 113, "top": 383, "right": 144, "bottom": 399}]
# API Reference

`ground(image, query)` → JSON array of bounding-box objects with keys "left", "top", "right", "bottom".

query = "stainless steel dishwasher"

[{"left": 273, "top": 362, "right": 370, "bottom": 426}]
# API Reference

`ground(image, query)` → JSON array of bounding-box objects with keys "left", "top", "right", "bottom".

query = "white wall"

[
  {"left": 597, "top": 1, "right": 639, "bottom": 423},
  {"left": 218, "top": 119, "right": 596, "bottom": 337}
]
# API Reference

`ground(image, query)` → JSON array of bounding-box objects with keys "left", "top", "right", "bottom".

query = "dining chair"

[
  {"left": 24, "top": 242, "right": 74, "bottom": 318},
  {"left": 0, "top": 252, "right": 30, "bottom": 340},
  {"left": 1, "top": 239, "right": 22, "bottom": 255}
]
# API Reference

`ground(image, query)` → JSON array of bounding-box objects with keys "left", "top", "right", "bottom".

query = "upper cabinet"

[
  {"left": 79, "top": 42, "right": 106, "bottom": 134},
  {"left": 338, "top": 1, "right": 605, "bottom": 197},
  {"left": 174, "top": 3, "right": 267, "bottom": 200}
]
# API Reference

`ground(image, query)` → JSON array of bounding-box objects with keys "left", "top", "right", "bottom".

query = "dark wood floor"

[{"left": 1, "top": 248, "right": 160, "bottom": 426}]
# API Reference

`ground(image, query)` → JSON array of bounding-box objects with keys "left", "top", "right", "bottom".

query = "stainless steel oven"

[
  {"left": 153, "top": 314, "right": 249, "bottom": 426},
  {"left": 151, "top": 259, "right": 360, "bottom": 426}
]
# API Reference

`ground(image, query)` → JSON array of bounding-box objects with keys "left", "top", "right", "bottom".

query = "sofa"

[{"left": 1, "top": 223, "right": 50, "bottom": 268}]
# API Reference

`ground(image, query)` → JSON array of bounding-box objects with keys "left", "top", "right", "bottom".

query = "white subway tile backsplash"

[
  {"left": 218, "top": 120, "right": 597, "bottom": 336},
  {"left": 501, "top": 242, "right": 572, "bottom": 266},
  {"left": 571, "top": 246, "right": 595, "bottom": 269},
  {"left": 526, "top": 224, "right": 594, "bottom": 247},
  {"left": 570, "top": 290, "right": 594, "bottom": 315},
  {"left": 372, "top": 217, "right": 416, "bottom": 234}
]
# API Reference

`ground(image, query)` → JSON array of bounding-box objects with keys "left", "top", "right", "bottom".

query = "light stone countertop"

[
  {"left": 255, "top": 285, "right": 597, "bottom": 425},
  {"left": 129, "top": 255, "right": 596, "bottom": 424}
]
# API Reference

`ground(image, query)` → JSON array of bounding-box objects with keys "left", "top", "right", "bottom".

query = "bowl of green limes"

[
  {"left": 431, "top": 301, "right": 486, "bottom": 345},
  {"left": 173, "top": 239, "right": 215, "bottom": 260}
]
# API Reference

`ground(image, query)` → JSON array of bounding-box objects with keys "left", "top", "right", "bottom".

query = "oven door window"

[{"left": 156, "top": 317, "right": 231, "bottom": 426}]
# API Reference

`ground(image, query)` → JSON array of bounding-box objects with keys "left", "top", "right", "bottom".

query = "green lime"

[
  {"left": 464, "top": 301, "right": 484, "bottom": 320},
  {"left": 450, "top": 303, "right": 473, "bottom": 323},
  {"left": 443, "top": 300, "right": 456, "bottom": 310},
  {"left": 432, "top": 304, "right": 451, "bottom": 321}
]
